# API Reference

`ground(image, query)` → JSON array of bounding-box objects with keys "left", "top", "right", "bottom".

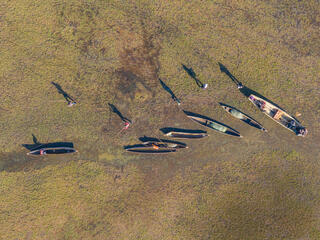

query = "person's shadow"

[
  {"left": 218, "top": 62, "right": 283, "bottom": 109},
  {"left": 108, "top": 103, "right": 131, "bottom": 123},
  {"left": 159, "top": 78, "right": 181, "bottom": 104},
  {"left": 51, "top": 82, "right": 76, "bottom": 104},
  {"left": 182, "top": 64, "right": 206, "bottom": 88}
]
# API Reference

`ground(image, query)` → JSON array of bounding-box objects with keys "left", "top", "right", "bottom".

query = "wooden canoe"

[
  {"left": 125, "top": 144, "right": 177, "bottom": 153},
  {"left": 27, "top": 147, "right": 77, "bottom": 155},
  {"left": 248, "top": 94, "right": 307, "bottom": 136},
  {"left": 184, "top": 111, "right": 242, "bottom": 137},
  {"left": 220, "top": 103, "right": 267, "bottom": 132},
  {"left": 142, "top": 141, "right": 188, "bottom": 149},
  {"left": 165, "top": 131, "right": 209, "bottom": 139}
]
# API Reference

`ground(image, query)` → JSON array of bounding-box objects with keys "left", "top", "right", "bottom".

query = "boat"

[
  {"left": 248, "top": 94, "right": 307, "bottom": 136},
  {"left": 220, "top": 103, "right": 267, "bottom": 132},
  {"left": 125, "top": 144, "right": 177, "bottom": 153},
  {"left": 164, "top": 131, "right": 208, "bottom": 139},
  {"left": 183, "top": 111, "right": 242, "bottom": 137},
  {"left": 27, "top": 147, "right": 77, "bottom": 155},
  {"left": 142, "top": 140, "right": 187, "bottom": 149}
]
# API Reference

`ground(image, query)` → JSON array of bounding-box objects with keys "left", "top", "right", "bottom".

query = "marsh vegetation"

[{"left": 0, "top": 0, "right": 319, "bottom": 239}]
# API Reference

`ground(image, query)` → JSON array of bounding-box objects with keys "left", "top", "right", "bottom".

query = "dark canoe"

[
  {"left": 184, "top": 111, "right": 242, "bottom": 137},
  {"left": 165, "top": 131, "right": 208, "bottom": 139},
  {"left": 27, "top": 147, "right": 77, "bottom": 155},
  {"left": 125, "top": 145, "right": 177, "bottom": 153},
  {"left": 142, "top": 141, "right": 188, "bottom": 149},
  {"left": 220, "top": 103, "right": 267, "bottom": 132}
]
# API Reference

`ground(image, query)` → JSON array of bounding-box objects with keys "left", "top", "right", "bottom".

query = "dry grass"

[
  {"left": 0, "top": 151, "right": 319, "bottom": 239},
  {"left": 0, "top": 0, "right": 320, "bottom": 239}
]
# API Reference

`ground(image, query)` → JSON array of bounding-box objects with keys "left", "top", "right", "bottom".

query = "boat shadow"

[
  {"left": 123, "top": 144, "right": 145, "bottom": 149},
  {"left": 183, "top": 110, "right": 240, "bottom": 134},
  {"left": 160, "top": 127, "right": 207, "bottom": 134},
  {"left": 22, "top": 134, "right": 74, "bottom": 151},
  {"left": 218, "top": 63, "right": 283, "bottom": 107}
]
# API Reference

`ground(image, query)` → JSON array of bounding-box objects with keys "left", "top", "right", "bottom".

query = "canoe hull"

[
  {"left": 142, "top": 141, "right": 187, "bottom": 149},
  {"left": 27, "top": 147, "right": 77, "bottom": 155},
  {"left": 184, "top": 112, "right": 242, "bottom": 138},
  {"left": 220, "top": 103, "right": 267, "bottom": 132},
  {"left": 248, "top": 94, "right": 307, "bottom": 136},
  {"left": 126, "top": 149, "right": 177, "bottom": 153},
  {"left": 165, "top": 132, "right": 208, "bottom": 139},
  {"left": 125, "top": 144, "right": 177, "bottom": 153}
]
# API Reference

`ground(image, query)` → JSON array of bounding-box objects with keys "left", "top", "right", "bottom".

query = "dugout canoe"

[
  {"left": 248, "top": 94, "right": 307, "bottom": 137},
  {"left": 125, "top": 144, "right": 177, "bottom": 153},
  {"left": 220, "top": 103, "right": 267, "bottom": 132},
  {"left": 27, "top": 147, "right": 77, "bottom": 155},
  {"left": 184, "top": 111, "right": 242, "bottom": 137},
  {"left": 142, "top": 141, "right": 187, "bottom": 149},
  {"left": 165, "top": 131, "right": 208, "bottom": 139}
]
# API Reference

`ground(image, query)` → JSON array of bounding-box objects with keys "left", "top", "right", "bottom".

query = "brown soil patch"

[{"left": 114, "top": 29, "right": 161, "bottom": 102}]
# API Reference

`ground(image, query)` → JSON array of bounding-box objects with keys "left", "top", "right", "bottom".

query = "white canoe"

[{"left": 248, "top": 94, "right": 307, "bottom": 137}]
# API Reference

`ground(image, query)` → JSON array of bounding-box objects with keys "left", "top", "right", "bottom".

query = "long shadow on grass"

[
  {"left": 218, "top": 62, "right": 303, "bottom": 123},
  {"left": 182, "top": 64, "right": 206, "bottom": 88},
  {"left": 159, "top": 78, "right": 181, "bottom": 104},
  {"left": 108, "top": 103, "right": 131, "bottom": 123},
  {"left": 22, "top": 134, "right": 74, "bottom": 151},
  {"left": 51, "top": 81, "right": 76, "bottom": 104},
  {"left": 218, "top": 62, "right": 283, "bottom": 108}
]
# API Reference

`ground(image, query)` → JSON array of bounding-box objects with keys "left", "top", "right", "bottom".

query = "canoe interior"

[
  {"left": 124, "top": 144, "right": 177, "bottom": 153},
  {"left": 126, "top": 149, "right": 177, "bottom": 153},
  {"left": 220, "top": 103, "right": 266, "bottom": 131},
  {"left": 143, "top": 141, "right": 187, "bottom": 149},
  {"left": 185, "top": 113, "right": 241, "bottom": 137},
  {"left": 166, "top": 132, "right": 208, "bottom": 139},
  {"left": 248, "top": 94, "right": 307, "bottom": 136}
]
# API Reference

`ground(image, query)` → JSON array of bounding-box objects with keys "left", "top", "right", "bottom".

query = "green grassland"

[{"left": 0, "top": 0, "right": 320, "bottom": 239}]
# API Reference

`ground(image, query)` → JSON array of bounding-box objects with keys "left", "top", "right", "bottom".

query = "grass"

[
  {"left": 0, "top": 151, "right": 319, "bottom": 239},
  {"left": 0, "top": 0, "right": 320, "bottom": 239}
]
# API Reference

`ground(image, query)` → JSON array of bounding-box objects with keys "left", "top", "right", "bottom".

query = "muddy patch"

[
  {"left": 115, "top": 69, "right": 153, "bottom": 102},
  {"left": 114, "top": 30, "right": 161, "bottom": 102}
]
